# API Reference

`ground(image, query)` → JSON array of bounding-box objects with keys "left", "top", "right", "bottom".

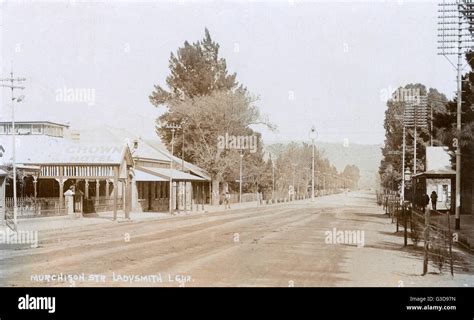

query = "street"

[{"left": 1, "top": 191, "right": 473, "bottom": 287}]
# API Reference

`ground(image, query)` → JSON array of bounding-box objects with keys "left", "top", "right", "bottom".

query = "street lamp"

[
  {"left": 160, "top": 122, "right": 182, "bottom": 214},
  {"left": 11, "top": 94, "right": 25, "bottom": 228},
  {"left": 404, "top": 168, "right": 412, "bottom": 204},
  {"left": 309, "top": 126, "right": 318, "bottom": 201},
  {"left": 404, "top": 168, "right": 412, "bottom": 183}
]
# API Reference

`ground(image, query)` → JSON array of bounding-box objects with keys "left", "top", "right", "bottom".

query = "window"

[{"left": 32, "top": 124, "right": 42, "bottom": 134}]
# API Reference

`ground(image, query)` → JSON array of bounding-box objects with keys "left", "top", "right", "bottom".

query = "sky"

[{"left": 0, "top": 0, "right": 459, "bottom": 146}]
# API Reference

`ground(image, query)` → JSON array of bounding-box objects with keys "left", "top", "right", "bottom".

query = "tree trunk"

[{"left": 211, "top": 178, "right": 220, "bottom": 206}]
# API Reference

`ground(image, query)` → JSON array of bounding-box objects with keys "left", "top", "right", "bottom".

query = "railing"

[
  {"left": 378, "top": 193, "right": 455, "bottom": 275},
  {"left": 5, "top": 197, "right": 67, "bottom": 218},
  {"left": 82, "top": 197, "right": 124, "bottom": 213},
  {"left": 382, "top": 193, "right": 400, "bottom": 222},
  {"left": 4, "top": 196, "right": 124, "bottom": 217},
  {"left": 410, "top": 208, "right": 455, "bottom": 276}
]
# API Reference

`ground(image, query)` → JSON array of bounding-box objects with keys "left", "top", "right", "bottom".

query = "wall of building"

[{"left": 426, "top": 178, "right": 451, "bottom": 211}]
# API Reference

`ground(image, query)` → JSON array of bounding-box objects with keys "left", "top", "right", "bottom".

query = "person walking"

[
  {"left": 430, "top": 191, "right": 438, "bottom": 211},
  {"left": 224, "top": 190, "right": 231, "bottom": 209}
]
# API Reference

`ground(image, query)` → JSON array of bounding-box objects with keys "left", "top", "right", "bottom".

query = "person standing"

[
  {"left": 422, "top": 193, "right": 430, "bottom": 212},
  {"left": 430, "top": 191, "right": 438, "bottom": 211}
]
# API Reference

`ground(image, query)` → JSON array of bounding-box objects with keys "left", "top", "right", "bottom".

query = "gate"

[{"left": 4, "top": 207, "right": 16, "bottom": 231}]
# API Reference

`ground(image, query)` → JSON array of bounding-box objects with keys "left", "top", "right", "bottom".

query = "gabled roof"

[
  {"left": 143, "top": 139, "right": 211, "bottom": 181},
  {"left": 137, "top": 166, "right": 206, "bottom": 181},
  {"left": 77, "top": 126, "right": 171, "bottom": 162},
  {"left": 134, "top": 168, "right": 167, "bottom": 182},
  {"left": 78, "top": 125, "right": 211, "bottom": 180}
]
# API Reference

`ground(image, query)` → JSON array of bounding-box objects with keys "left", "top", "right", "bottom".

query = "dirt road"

[{"left": 1, "top": 191, "right": 473, "bottom": 287}]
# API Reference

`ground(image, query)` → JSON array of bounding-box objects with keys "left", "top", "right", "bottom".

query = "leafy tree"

[
  {"left": 150, "top": 28, "right": 239, "bottom": 104},
  {"left": 149, "top": 29, "right": 273, "bottom": 204},
  {"left": 379, "top": 84, "right": 446, "bottom": 192},
  {"left": 341, "top": 164, "right": 360, "bottom": 189},
  {"left": 267, "top": 142, "right": 345, "bottom": 197},
  {"left": 156, "top": 90, "right": 271, "bottom": 204}
]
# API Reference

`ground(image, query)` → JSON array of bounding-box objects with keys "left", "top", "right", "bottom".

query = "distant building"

[{"left": 412, "top": 146, "right": 455, "bottom": 211}]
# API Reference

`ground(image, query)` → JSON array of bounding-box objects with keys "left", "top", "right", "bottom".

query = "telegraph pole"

[
  {"left": 239, "top": 149, "right": 243, "bottom": 204},
  {"left": 163, "top": 123, "right": 182, "bottom": 214},
  {"left": 438, "top": 0, "right": 474, "bottom": 229},
  {"left": 401, "top": 125, "right": 406, "bottom": 202},
  {"left": 0, "top": 67, "right": 26, "bottom": 230},
  {"left": 271, "top": 154, "right": 275, "bottom": 202},
  {"left": 404, "top": 95, "right": 428, "bottom": 176},
  {"left": 310, "top": 126, "right": 318, "bottom": 201}
]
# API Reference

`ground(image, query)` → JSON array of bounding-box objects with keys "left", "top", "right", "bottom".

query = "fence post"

[
  {"left": 403, "top": 204, "right": 408, "bottom": 247},
  {"left": 447, "top": 210, "right": 454, "bottom": 276},
  {"left": 423, "top": 207, "right": 430, "bottom": 275},
  {"left": 396, "top": 200, "right": 399, "bottom": 231}
]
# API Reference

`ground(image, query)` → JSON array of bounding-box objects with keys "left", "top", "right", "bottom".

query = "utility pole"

[
  {"left": 414, "top": 105, "right": 417, "bottom": 176},
  {"left": 181, "top": 124, "right": 185, "bottom": 171},
  {"left": 404, "top": 95, "right": 428, "bottom": 179},
  {"left": 430, "top": 103, "right": 434, "bottom": 147},
  {"left": 401, "top": 125, "right": 406, "bottom": 202},
  {"left": 310, "top": 126, "right": 318, "bottom": 201},
  {"left": 271, "top": 154, "right": 275, "bottom": 202},
  {"left": 0, "top": 67, "right": 26, "bottom": 230},
  {"left": 438, "top": 0, "right": 474, "bottom": 229},
  {"left": 163, "top": 123, "right": 181, "bottom": 214},
  {"left": 239, "top": 149, "right": 243, "bottom": 204}
]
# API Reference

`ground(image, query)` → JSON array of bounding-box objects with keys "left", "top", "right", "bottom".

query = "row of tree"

[{"left": 150, "top": 29, "right": 360, "bottom": 204}]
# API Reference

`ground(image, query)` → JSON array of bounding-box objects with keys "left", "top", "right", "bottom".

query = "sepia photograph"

[{"left": 0, "top": 0, "right": 473, "bottom": 317}]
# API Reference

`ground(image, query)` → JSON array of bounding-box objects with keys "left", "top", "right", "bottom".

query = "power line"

[
  {"left": 438, "top": 0, "right": 474, "bottom": 230},
  {"left": 0, "top": 65, "right": 26, "bottom": 230}
]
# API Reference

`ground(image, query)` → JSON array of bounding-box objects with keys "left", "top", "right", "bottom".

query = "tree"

[
  {"left": 156, "top": 90, "right": 271, "bottom": 204},
  {"left": 149, "top": 28, "right": 245, "bottom": 161},
  {"left": 379, "top": 84, "right": 446, "bottom": 192},
  {"left": 150, "top": 28, "right": 239, "bottom": 104},
  {"left": 341, "top": 164, "right": 360, "bottom": 189},
  {"left": 267, "top": 142, "right": 346, "bottom": 198},
  {"left": 149, "top": 29, "right": 273, "bottom": 205}
]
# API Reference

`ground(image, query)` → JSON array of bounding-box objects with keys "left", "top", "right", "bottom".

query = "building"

[
  {"left": 412, "top": 146, "right": 456, "bottom": 212},
  {"left": 0, "top": 120, "right": 210, "bottom": 222},
  {"left": 75, "top": 125, "right": 211, "bottom": 213}
]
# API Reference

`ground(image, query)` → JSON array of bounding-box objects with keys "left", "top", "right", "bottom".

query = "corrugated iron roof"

[
  {"left": 137, "top": 166, "right": 206, "bottom": 181},
  {"left": 0, "top": 136, "right": 127, "bottom": 165},
  {"left": 134, "top": 168, "right": 168, "bottom": 182}
]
